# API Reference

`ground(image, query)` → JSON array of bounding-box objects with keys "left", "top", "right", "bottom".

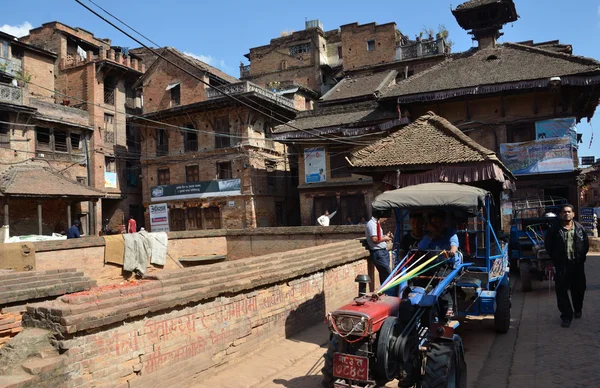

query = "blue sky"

[{"left": 2, "top": 0, "right": 600, "bottom": 159}]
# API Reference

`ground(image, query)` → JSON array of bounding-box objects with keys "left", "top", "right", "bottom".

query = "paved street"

[{"left": 195, "top": 255, "right": 600, "bottom": 388}]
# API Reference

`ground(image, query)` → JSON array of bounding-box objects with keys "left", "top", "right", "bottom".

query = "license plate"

[{"left": 333, "top": 352, "right": 369, "bottom": 382}]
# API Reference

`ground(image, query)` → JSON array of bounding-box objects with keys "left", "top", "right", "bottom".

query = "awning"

[{"left": 166, "top": 82, "right": 181, "bottom": 91}]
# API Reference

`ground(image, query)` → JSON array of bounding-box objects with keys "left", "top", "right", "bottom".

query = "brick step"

[
  {"left": 45, "top": 246, "right": 363, "bottom": 328},
  {"left": 0, "top": 374, "right": 39, "bottom": 388},
  {"left": 0, "top": 269, "right": 76, "bottom": 282},
  {"left": 0, "top": 274, "right": 90, "bottom": 293},
  {"left": 21, "top": 356, "right": 66, "bottom": 375},
  {"left": 0, "top": 279, "right": 95, "bottom": 305},
  {"left": 39, "top": 247, "right": 367, "bottom": 334}
]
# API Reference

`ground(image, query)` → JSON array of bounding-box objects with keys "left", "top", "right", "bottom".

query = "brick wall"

[
  {"left": 14, "top": 240, "right": 369, "bottom": 387},
  {"left": 30, "top": 227, "right": 365, "bottom": 285},
  {"left": 141, "top": 54, "right": 209, "bottom": 114},
  {"left": 340, "top": 22, "right": 398, "bottom": 70},
  {"left": 22, "top": 51, "right": 55, "bottom": 103}
]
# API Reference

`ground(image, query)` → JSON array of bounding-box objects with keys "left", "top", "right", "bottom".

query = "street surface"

[{"left": 194, "top": 255, "right": 600, "bottom": 388}]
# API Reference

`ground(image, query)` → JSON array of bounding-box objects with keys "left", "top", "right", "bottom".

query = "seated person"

[
  {"left": 418, "top": 210, "right": 461, "bottom": 268},
  {"left": 398, "top": 212, "right": 425, "bottom": 263}
]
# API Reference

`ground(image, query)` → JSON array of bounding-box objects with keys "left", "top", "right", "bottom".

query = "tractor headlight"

[{"left": 332, "top": 314, "right": 368, "bottom": 336}]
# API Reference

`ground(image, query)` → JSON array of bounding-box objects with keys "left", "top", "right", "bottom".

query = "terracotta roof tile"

[
  {"left": 0, "top": 167, "right": 104, "bottom": 198},
  {"left": 382, "top": 43, "right": 600, "bottom": 101},
  {"left": 350, "top": 112, "right": 506, "bottom": 169},
  {"left": 272, "top": 101, "right": 396, "bottom": 134},
  {"left": 321, "top": 70, "right": 397, "bottom": 101}
]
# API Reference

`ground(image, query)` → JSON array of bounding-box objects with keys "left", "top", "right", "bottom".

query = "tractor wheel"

[
  {"left": 422, "top": 335, "right": 467, "bottom": 388},
  {"left": 322, "top": 334, "right": 346, "bottom": 388},
  {"left": 520, "top": 261, "right": 532, "bottom": 292},
  {"left": 374, "top": 317, "right": 402, "bottom": 384},
  {"left": 494, "top": 285, "right": 511, "bottom": 334}
]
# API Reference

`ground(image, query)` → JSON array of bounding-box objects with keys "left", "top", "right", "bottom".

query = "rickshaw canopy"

[{"left": 372, "top": 183, "right": 488, "bottom": 216}]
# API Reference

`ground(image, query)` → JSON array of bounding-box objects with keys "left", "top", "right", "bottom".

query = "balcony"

[
  {"left": 240, "top": 64, "right": 250, "bottom": 78},
  {"left": 0, "top": 82, "right": 22, "bottom": 105},
  {"left": 206, "top": 81, "right": 295, "bottom": 109},
  {"left": 0, "top": 57, "right": 22, "bottom": 78},
  {"left": 395, "top": 39, "right": 446, "bottom": 61}
]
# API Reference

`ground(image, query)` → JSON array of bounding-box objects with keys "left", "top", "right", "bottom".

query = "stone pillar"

[{"left": 37, "top": 201, "right": 43, "bottom": 235}]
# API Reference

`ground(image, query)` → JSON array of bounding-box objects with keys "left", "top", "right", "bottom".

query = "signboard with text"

[
  {"left": 500, "top": 137, "right": 574, "bottom": 175},
  {"left": 149, "top": 203, "right": 169, "bottom": 232},
  {"left": 535, "top": 117, "right": 577, "bottom": 146},
  {"left": 150, "top": 179, "right": 241, "bottom": 202},
  {"left": 304, "top": 147, "right": 326, "bottom": 183}
]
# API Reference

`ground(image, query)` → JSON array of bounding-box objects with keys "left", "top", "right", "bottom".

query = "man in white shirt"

[
  {"left": 317, "top": 210, "right": 337, "bottom": 226},
  {"left": 365, "top": 209, "right": 393, "bottom": 285}
]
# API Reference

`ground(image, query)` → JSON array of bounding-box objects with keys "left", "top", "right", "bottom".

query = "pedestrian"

[
  {"left": 317, "top": 209, "right": 337, "bottom": 226},
  {"left": 128, "top": 215, "right": 137, "bottom": 233},
  {"left": 357, "top": 217, "right": 367, "bottom": 225},
  {"left": 365, "top": 209, "right": 393, "bottom": 286},
  {"left": 67, "top": 219, "right": 82, "bottom": 239},
  {"left": 544, "top": 204, "right": 589, "bottom": 328},
  {"left": 399, "top": 212, "right": 425, "bottom": 260},
  {"left": 593, "top": 201, "right": 600, "bottom": 236},
  {"left": 345, "top": 216, "right": 353, "bottom": 225}
]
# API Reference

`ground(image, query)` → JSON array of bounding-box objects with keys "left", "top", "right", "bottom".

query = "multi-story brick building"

[
  {"left": 21, "top": 22, "right": 146, "bottom": 233},
  {"left": 132, "top": 49, "right": 298, "bottom": 230},
  {"left": 0, "top": 30, "right": 103, "bottom": 236}
]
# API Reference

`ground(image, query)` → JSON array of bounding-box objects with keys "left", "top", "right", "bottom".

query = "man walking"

[
  {"left": 545, "top": 204, "right": 589, "bottom": 328},
  {"left": 366, "top": 209, "right": 393, "bottom": 286}
]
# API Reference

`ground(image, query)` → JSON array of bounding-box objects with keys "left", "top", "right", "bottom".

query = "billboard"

[
  {"left": 500, "top": 137, "right": 574, "bottom": 175},
  {"left": 535, "top": 117, "right": 577, "bottom": 146},
  {"left": 304, "top": 147, "right": 326, "bottom": 183},
  {"left": 150, "top": 179, "right": 241, "bottom": 202},
  {"left": 149, "top": 203, "right": 169, "bottom": 232}
]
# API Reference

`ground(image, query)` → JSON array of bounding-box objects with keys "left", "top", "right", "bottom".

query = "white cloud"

[
  {"left": 0, "top": 22, "right": 33, "bottom": 38},
  {"left": 183, "top": 51, "right": 227, "bottom": 70}
]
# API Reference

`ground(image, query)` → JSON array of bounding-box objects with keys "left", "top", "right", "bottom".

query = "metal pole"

[
  {"left": 486, "top": 195, "right": 491, "bottom": 274},
  {"left": 37, "top": 201, "right": 43, "bottom": 235}
]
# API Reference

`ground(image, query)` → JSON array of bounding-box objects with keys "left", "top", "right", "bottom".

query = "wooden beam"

[
  {"left": 3, "top": 198, "right": 8, "bottom": 226},
  {"left": 67, "top": 202, "right": 72, "bottom": 230}
]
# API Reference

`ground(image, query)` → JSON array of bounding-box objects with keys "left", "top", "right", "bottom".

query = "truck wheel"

[
  {"left": 520, "top": 261, "right": 532, "bottom": 292},
  {"left": 322, "top": 334, "right": 346, "bottom": 388},
  {"left": 422, "top": 335, "right": 467, "bottom": 388},
  {"left": 494, "top": 285, "right": 511, "bottom": 334}
]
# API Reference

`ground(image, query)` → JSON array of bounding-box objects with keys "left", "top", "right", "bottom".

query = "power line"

[{"left": 74, "top": 0, "right": 372, "bottom": 147}]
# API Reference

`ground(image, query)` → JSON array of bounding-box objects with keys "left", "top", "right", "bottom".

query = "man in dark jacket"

[
  {"left": 67, "top": 219, "right": 82, "bottom": 239},
  {"left": 544, "top": 204, "right": 589, "bottom": 328}
]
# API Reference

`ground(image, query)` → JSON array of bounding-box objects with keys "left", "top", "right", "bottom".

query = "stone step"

[
  {"left": 21, "top": 356, "right": 66, "bottom": 375},
  {"left": 0, "top": 271, "right": 85, "bottom": 288},
  {"left": 0, "top": 374, "right": 39, "bottom": 388}
]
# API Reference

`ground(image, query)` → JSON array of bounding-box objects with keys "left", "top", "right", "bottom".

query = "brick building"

[
  {"left": 133, "top": 58, "right": 298, "bottom": 230},
  {"left": 0, "top": 30, "right": 103, "bottom": 236},
  {"left": 274, "top": 0, "right": 600, "bottom": 226},
  {"left": 21, "top": 22, "right": 146, "bottom": 233}
]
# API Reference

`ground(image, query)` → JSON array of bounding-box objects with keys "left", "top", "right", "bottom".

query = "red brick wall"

[
  {"left": 20, "top": 241, "right": 369, "bottom": 387},
  {"left": 22, "top": 51, "right": 55, "bottom": 102},
  {"left": 340, "top": 22, "right": 398, "bottom": 70}
]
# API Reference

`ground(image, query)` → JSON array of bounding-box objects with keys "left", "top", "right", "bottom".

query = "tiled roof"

[
  {"left": 320, "top": 70, "right": 397, "bottom": 102},
  {"left": 350, "top": 111, "right": 505, "bottom": 168},
  {"left": 171, "top": 48, "right": 239, "bottom": 84},
  {"left": 382, "top": 43, "right": 600, "bottom": 102},
  {"left": 272, "top": 101, "right": 397, "bottom": 134},
  {"left": 0, "top": 167, "right": 104, "bottom": 198},
  {"left": 455, "top": 0, "right": 502, "bottom": 10}
]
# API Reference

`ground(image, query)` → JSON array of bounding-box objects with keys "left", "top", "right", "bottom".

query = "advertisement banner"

[
  {"left": 150, "top": 179, "right": 241, "bottom": 202},
  {"left": 304, "top": 147, "right": 326, "bottom": 183},
  {"left": 149, "top": 203, "right": 169, "bottom": 232},
  {"left": 535, "top": 117, "right": 577, "bottom": 146},
  {"left": 104, "top": 172, "right": 117, "bottom": 188},
  {"left": 500, "top": 137, "right": 574, "bottom": 175}
]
